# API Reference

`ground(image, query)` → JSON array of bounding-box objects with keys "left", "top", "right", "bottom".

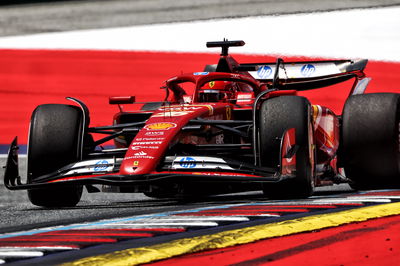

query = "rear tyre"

[
  {"left": 259, "top": 96, "right": 314, "bottom": 199},
  {"left": 341, "top": 93, "right": 400, "bottom": 189},
  {"left": 27, "top": 104, "right": 84, "bottom": 207}
]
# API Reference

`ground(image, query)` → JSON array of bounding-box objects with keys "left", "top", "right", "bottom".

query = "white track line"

[
  {"left": 99, "top": 222, "right": 219, "bottom": 227},
  {"left": 144, "top": 216, "right": 250, "bottom": 221},
  {"left": 313, "top": 198, "right": 392, "bottom": 203},
  {"left": 0, "top": 7, "right": 398, "bottom": 61},
  {"left": 0, "top": 247, "right": 77, "bottom": 251},
  {"left": 0, "top": 154, "right": 27, "bottom": 159},
  {"left": 0, "top": 251, "right": 44, "bottom": 258},
  {"left": 347, "top": 196, "right": 400, "bottom": 199}
]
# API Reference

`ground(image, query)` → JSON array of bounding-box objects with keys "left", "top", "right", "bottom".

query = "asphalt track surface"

[
  {"left": 0, "top": 0, "right": 399, "bottom": 265},
  {"left": 0, "top": 184, "right": 353, "bottom": 233}
]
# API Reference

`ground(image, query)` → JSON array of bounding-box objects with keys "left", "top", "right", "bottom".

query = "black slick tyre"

[
  {"left": 259, "top": 96, "right": 314, "bottom": 198},
  {"left": 27, "top": 104, "right": 83, "bottom": 207},
  {"left": 341, "top": 93, "right": 400, "bottom": 189}
]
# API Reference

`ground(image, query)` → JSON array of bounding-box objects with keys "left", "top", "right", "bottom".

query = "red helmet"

[{"left": 197, "top": 81, "right": 236, "bottom": 102}]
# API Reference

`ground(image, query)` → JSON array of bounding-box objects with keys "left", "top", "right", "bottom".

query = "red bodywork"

[
  {"left": 120, "top": 103, "right": 232, "bottom": 175},
  {"left": 115, "top": 72, "right": 263, "bottom": 177},
  {"left": 112, "top": 70, "right": 341, "bottom": 185},
  {"left": 3, "top": 40, "right": 370, "bottom": 197}
]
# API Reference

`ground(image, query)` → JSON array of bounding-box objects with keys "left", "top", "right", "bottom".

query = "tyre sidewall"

[
  {"left": 259, "top": 96, "right": 314, "bottom": 198},
  {"left": 341, "top": 93, "right": 400, "bottom": 188},
  {"left": 27, "top": 104, "right": 84, "bottom": 207}
]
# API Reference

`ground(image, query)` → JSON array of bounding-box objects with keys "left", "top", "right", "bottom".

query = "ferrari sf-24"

[{"left": 3, "top": 40, "right": 400, "bottom": 207}]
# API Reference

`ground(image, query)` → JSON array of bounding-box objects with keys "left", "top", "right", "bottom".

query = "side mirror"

[{"left": 109, "top": 96, "right": 135, "bottom": 105}]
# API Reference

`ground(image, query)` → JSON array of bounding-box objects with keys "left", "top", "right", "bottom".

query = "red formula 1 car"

[{"left": 4, "top": 40, "right": 400, "bottom": 207}]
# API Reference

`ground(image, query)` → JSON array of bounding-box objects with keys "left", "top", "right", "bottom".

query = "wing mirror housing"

[{"left": 109, "top": 96, "right": 135, "bottom": 105}]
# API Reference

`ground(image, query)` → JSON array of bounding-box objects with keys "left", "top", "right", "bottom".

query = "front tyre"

[
  {"left": 27, "top": 104, "right": 84, "bottom": 207},
  {"left": 259, "top": 96, "right": 314, "bottom": 199}
]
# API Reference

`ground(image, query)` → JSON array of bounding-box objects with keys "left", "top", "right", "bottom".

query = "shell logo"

[{"left": 144, "top": 122, "right": 177, "bottom": 130}]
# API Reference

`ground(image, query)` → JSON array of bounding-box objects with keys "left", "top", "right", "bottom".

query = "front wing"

[{"left": 4, "top": 128, "right": 297, "bottom": 191}]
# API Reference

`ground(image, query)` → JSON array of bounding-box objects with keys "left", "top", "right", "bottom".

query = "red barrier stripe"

[
  {"left": 176, "top": 204, "right": 365, "bottom": 217},
  {"left": 230, "top": 205, "right": 338, "bottom": 209},
  {"left": 328, "top": 203, "right": 364, "bottom": 206},
  {"left": 1, "top": 49, "right": 399, "bottom": 145},
  {"left": 113, "top": 228, "right": 185, "bottom": 232},
  {"left": 195, "top": 209, "right": 310, "bottom": 213},
  {"left": 38, "top": 229, "right": 163, "bottom": 236},
  {"left": 174, "top": 212, "right": 280, "bottom": 216}
]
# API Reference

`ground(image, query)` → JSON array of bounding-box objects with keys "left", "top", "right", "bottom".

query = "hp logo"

[
  {"left": 257, "top": 66, "right": 273, "bottom": 79},
  {"left": 301, "top": 64, "right": 316, "bottom": 77},
  {"left": 179, "top": 157, "right": 196, "bottom": 168},
  {"left": 94, "top": 160, "right": 109, "bottom": 171}
]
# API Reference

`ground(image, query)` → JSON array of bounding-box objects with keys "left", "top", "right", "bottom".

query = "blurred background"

[{"left": 0, "top": 0, "right": 399, "bottom": 200}]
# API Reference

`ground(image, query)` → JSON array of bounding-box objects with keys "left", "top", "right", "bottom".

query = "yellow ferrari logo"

[
  {"left": 209, "top": 81, "right": 215, "bottom": 88},
  {"left": 226, "top": 106, "right": 232, "bottom": 120}
]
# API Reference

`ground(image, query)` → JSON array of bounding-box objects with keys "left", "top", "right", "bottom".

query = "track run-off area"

[
  {"left": 1, "top": 190, "right": 400, "bottom": 265},
  {"left": 0, "top": 3, "right": 400, "bottom": 265}
]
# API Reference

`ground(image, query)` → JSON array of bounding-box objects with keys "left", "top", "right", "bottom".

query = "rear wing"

[
  {"left": 206, "top": 40, "right": 369, "bottom": 94},
  {"left": 243, "top": 59, "right": 367, "bottom": 80},
  {"left": 240, "top": 59, "right": 368, "bottom": 92}
]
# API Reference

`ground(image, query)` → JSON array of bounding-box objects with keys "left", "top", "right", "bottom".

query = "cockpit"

[{"left": 165, "top": 74, "right": 258, "bottom": 106}]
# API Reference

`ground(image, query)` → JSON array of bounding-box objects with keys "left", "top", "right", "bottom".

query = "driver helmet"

[{"left": 198, "top": 81, "right": 236, "bottom": 102}]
